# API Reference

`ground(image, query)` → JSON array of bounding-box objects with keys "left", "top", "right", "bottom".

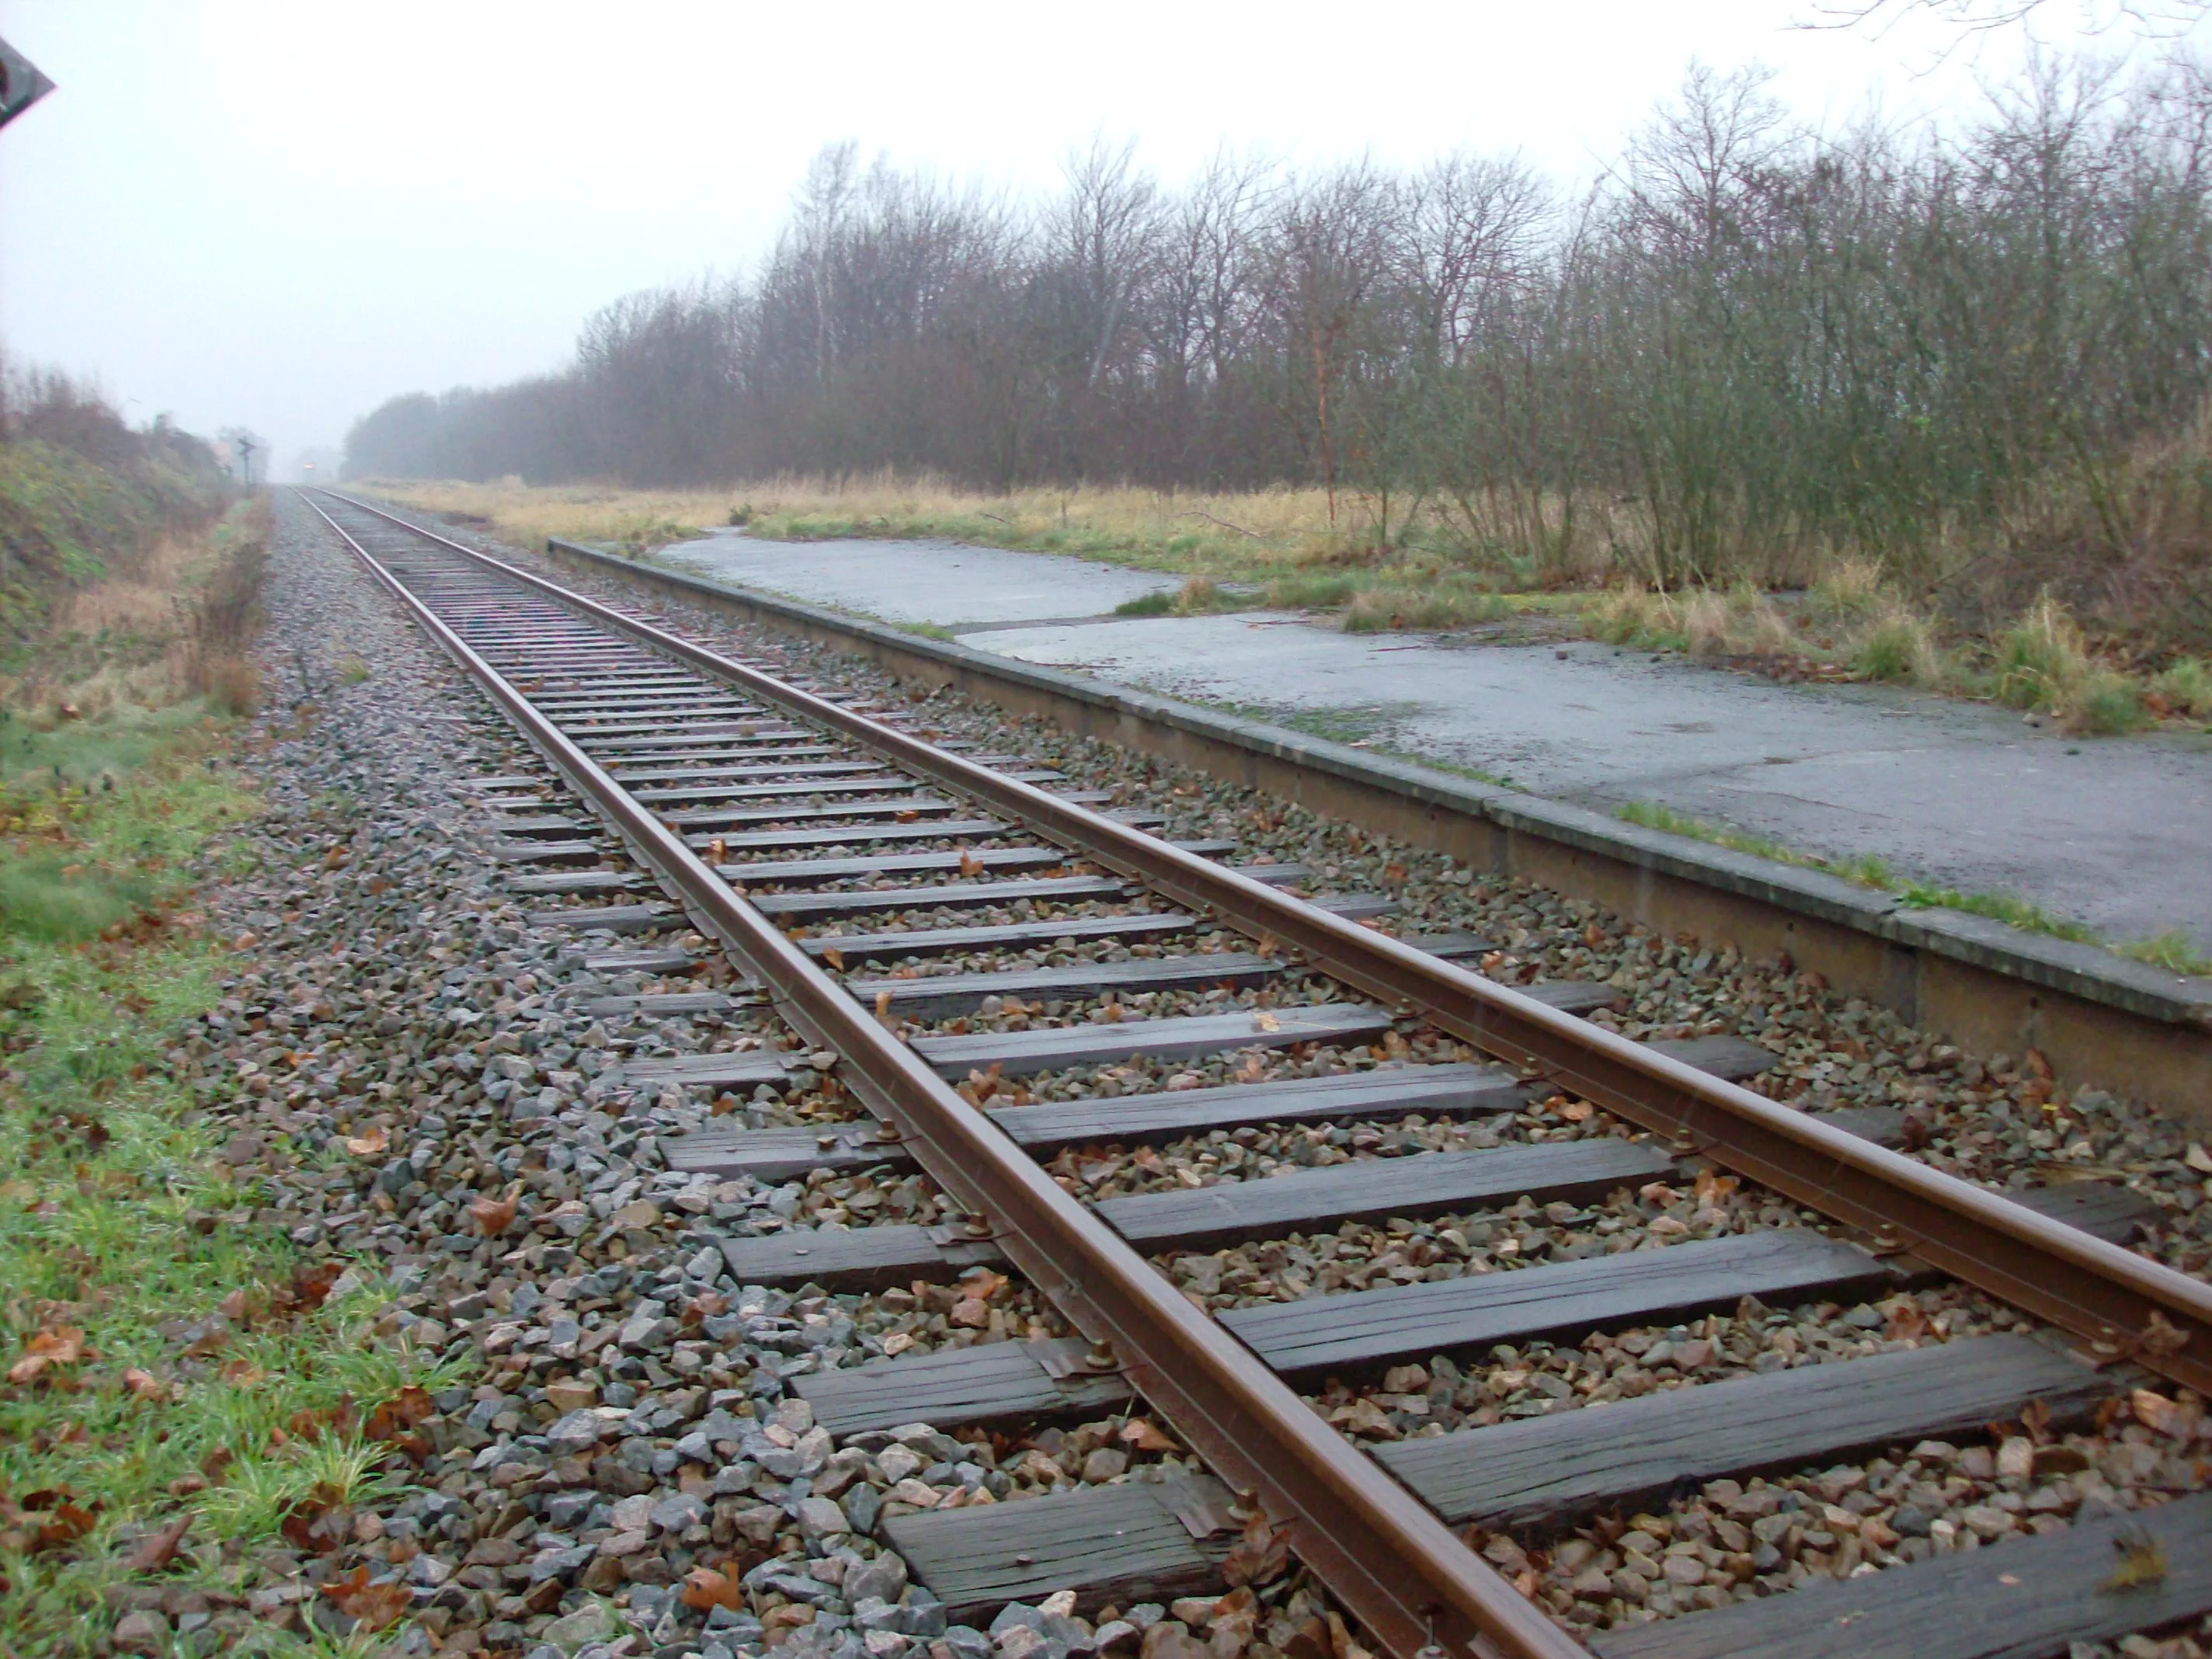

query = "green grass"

[
  {"left": 1616, "top": 800, "right": 1895, "bottom": 889},
  {"left": 1892, "top": 882, "right": 2099, "bottom": 941},
  {"left": 2115, "top": 930, "right": 2212, "bottom": 976},
  {"left": 0, "top": 701, "right": 230, "bottom": 789},
  {"left": 2152, "top": 656, "right": 2212, "bottom": 718},
  {"left": 1616, "top": 798, "right": 2212, "bottom": 974},
  {"left": 0, "top": 721, "right": 458, "bottom": 1655},
  {"left": 1113, "top": 590, "right": 1177, "bottom": 617},
  {"left": 0, "top": 715, "right": 248, "bottom": 944}
]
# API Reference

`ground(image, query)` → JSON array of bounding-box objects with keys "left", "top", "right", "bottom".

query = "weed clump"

[
  {"left": 2151, "top": 656, "right": 2212, "bottom": 718},
  {"left": 1851, "top": 609, "right": 1941, "bottom": 684},
  {"left": 1988, "top": 595, "right": 2148, "bottom": 733}
]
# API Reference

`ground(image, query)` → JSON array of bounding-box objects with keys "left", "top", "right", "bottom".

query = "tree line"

[{"left": 345, "top": 58, "right": 2212, "bottom": 591}]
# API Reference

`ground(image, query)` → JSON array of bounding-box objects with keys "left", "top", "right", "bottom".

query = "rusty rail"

[
  {"left": 320, "top": 488, "right": 2212, "bottom": 1402},
  {"left": 302, "top": 491, "right": 1584, "bottom": 1659}
]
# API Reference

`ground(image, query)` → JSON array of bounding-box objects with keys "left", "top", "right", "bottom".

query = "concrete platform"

[
  {"left": 659, "top": 534, "right": 2212, "bottom": 955},
  {"left": 666, "top": 529, "right": 1174, "bottom": 628}
]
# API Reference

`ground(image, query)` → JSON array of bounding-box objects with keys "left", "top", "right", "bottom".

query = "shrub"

[
  {"left": 1114, "top": 590, "right": 1174, "bottom": 617},
  {"left": 200, "top": 655, "right": 261, "bottom": 717},
  {"left": 1264, "top": 572, "right": 1361, "bottom": 610},
  {"left": 1992, "top": 593, "right": 2090, "bottom": 711},
  {"left": 2151, "top": 656, "right": 2212, "bottom": 718},
  {"left": 1851, "top": 609, "right": 1941, "bottom": 683},
  {"left": 1176, "top": 575, "right": 1219, "bottom": 613},
  {"left": 1810, "top": 556, "right": 1889, "bottom": 625},
  {"left": 2061, "top": 670, "right": 2149, "bottom": 736},
  {"left": 1342, "top": 586, "right": 1510, "bottom": 632}
]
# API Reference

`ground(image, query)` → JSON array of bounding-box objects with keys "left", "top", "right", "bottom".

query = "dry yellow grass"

[
  {"left": 56, "top": 534, "right": 199, "bottom": 636},
  {"left": 356, "top": 479, "right": 745, "bottom": 552},
  {"left": 5, "top": 497, "right": 270, "bottom": 723},
  {"left": 358, "top": 475, "right": 1350, "bottom": 574}
]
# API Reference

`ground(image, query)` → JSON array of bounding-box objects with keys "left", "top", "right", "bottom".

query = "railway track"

[{"left": 301, "top": 487, "right": 2212, "bottom": 1659}]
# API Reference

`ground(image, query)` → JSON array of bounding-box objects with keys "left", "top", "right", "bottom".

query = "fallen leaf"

[
  {"left": 875, "top": 989, "right": 892, "bottom": 1021},
  {"left": 125, "top": 1515, "right": 191, "bottom": 1573},
  {"left": 218, "top": 1360, "right": 265, "bottom": 1387},
  {"left": 2137, "top": 1309, "right": 2192, "bottom": 1359},
  {"left": 1252, "top": 1011, "right": 1281, "bottom": 1034},
  {"left": 681, "top": 1564, "right": 746, "bottom": 1612},
  {"left": 218, "top": 1289, "right": 250, "bottom": 1323},
  {"left": 1118, "top": 1417, "right": 1178, "bottom": 1452},
  {"left": 280, "top": 1483, "right": 352, "bottom": 1555},
  {"left": 9, "top": 1326, "right": 87, "bottom": 1385},
  {"left": 823, "top": 946, "right": 845, "bottom": 972},
  {"left": 469, "top": 1184, "right": 520, "bottom": 1236},
  {"left": 364, "top": 1384, "right": 436, "bottom": 1442},
  {"left": 1324, "top": 1610, "right": 1376, "bottom": 1659},
  {"left": 1556, "top": 1100, "right": 1594, "bottom": 1123},
  {"left": 290, "top": 1261, "right": 343, "bottom": 1310},
  {"left": 289, "top": 1394, "right": 359, "bottom": 1442},
  {"left": 121, "top": 1368, "right": 168, "bottom": 1402},
  {"left": 343, "top": 1126, "right": 388, "bottom": 1157},
  {"left": 1694, "top": 1168, "right": 1740, "bottom": 1206},
  {"left": 1223, "top": 1515, "right": 1290, "bottom": 1587},
  {"left": 320, "top": 1563, "right": 411, "bottom": 1631},
  {"left": 2132, "top": 1388, "right": 2196, "bottom": 1438},
  {"left": 1883, "top": 1299, "right": 1929, "bottom": 1342},
  {"left": 958, "top": 849, "right": 983, "bottom": 878},
  {"left": 33, "top": 1501, "right": 97, "bottom": 1553}
]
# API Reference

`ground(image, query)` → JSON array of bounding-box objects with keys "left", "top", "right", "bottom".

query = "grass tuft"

[{"left": 1618, "top": 797, "right": 2208, "bottom": 970}]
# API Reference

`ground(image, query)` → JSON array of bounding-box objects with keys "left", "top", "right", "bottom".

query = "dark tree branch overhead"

[{"left": 1800, "top": 0, "right": 2210, "bottom": 38}]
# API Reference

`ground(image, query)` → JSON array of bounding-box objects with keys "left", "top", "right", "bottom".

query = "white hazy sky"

[{"left": 1, "top": 1, "right": 2200, "bottom": 476}]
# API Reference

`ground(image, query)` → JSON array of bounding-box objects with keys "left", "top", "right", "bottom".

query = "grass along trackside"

[
  {"left": 362, "top": 477, "right": 2212, "bottom": 738},
  {"left": 1612, "top": 800, "right": 2212, "bottom": 976},
  {"left": 0, "top": 503, "right": 457, "bottom": 1656}
]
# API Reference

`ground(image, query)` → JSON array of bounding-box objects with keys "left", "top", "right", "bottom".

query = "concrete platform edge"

[{"left": 541, "top": 535, "right": 2212, "bottom": 1121}]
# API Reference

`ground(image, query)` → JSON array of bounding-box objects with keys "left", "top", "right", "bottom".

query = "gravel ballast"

[{"left": 179, "top": 494, "right": 2212, "bottom": 1659}]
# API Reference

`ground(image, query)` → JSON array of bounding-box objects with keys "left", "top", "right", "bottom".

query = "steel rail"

[
  {"left": 320, "top": 489, "right": 2212, "bottom": 1400},
  {"left": 301, "top": 492, "right": 1584, "bottom": 1659}
]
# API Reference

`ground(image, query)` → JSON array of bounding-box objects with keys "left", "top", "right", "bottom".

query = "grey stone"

[
  {"left": 651, "top": 1492, "right": 706, "bottom": 1532},
  {"left": 990, "top": 1606, "right": 1044, "bottom": 1639},
  {"left": 543, "top": 1598, "right": 618, "bottom": 1651},
  {"left": 843, "top": 1552, "right": 907, "bottom": 1605}
]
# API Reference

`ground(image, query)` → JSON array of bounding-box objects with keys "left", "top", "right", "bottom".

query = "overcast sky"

[{"left": 2, "top": 1, "right": 2202, "bottom": 477}]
